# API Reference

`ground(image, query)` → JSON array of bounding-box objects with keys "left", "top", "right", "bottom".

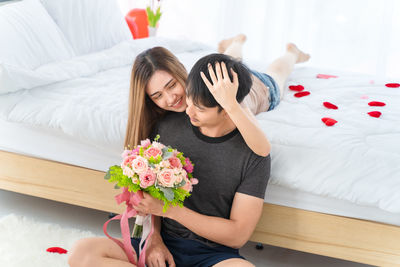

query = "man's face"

[{"left": 185, "top": 97, "right": 224, "bottom": 128}]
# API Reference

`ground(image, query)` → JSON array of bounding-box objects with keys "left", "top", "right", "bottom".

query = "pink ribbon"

[{"left": 103, "top": 188, "right": 154, "bottom": 267}]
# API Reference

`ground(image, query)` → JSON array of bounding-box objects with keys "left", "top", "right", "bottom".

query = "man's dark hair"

[{"left": 186, "top": 53, "right": 253, "bottom": 112}]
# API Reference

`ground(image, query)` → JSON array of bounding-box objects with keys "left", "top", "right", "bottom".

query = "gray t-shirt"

[{"left": 154, "top": 112, "right": 271, "bottom": 246}]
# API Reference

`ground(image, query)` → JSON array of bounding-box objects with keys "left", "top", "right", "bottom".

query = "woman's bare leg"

[
  {"left": 213, "top": 258, "right": 255, "bottom": 267},
  {"left": 266, "top": 43, "right": 310, "bottom": 99},
  {"left": 218, "top": 34, "right": 247, "bottom": 60},
  {"left": 68, "top": 237, "right": 136, "bottom": 267}
]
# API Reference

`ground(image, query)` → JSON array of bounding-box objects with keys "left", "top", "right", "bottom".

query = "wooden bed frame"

[{"left": 1, "top": 150, "right": 399, "bottom": 266}]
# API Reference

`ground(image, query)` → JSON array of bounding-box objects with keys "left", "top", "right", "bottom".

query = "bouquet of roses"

[{"left": 103, "top": 135, "right": 197, "bottom": 266}]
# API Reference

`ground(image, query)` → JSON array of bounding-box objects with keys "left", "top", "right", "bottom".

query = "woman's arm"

[
  {"left": 225, "top": 102, "right": 271, "bottom": 157},
  {"left": 134, "top": 192, "right": 264, "bottom": 249},
  {"left": 201, "top": 62, "right": 271, "bottom": 157}
]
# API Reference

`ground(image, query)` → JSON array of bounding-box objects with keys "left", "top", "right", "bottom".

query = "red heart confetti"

[
  {"left": 289, "top": 85, "right": 305, "bottom": 91},
  {"left": 294, "top": 91, "right": 310, "bottom": 98},
  {"left": 368, "top": 101, "right": 386, "bottom": 107},
  {"left": 321, "top": 117, "right": 338, "bottom": 126},
  {"left": 385, "top": 83, "right": 400, "bottom": 88},
  {"left": 46, "top": 247, "right": 68, "bottom": 254},
  {"left": 323, "top": 102, "right": 338, "bottom": 109},
  {"left": 368, "top": 111, "right": 382, "bottom": 118},
  {"left": 316, "top": 74, "right": 338, "bottom": 79}
]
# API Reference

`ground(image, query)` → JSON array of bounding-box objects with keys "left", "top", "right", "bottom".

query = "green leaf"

[
  {"left": 114, "top": 184, "right": 120, "bottom": 189},
  {"left": 162, "top": 151, "right": 173, "bottom": 160},
  {"left": 104, "top": 170, "right": 111, "bottom": 180},
  {"left": 159, "top": 187, "right": 174, "bottom": 201},
  {"left": 175, "top": 178, "right": 186, "bottom": 188}
]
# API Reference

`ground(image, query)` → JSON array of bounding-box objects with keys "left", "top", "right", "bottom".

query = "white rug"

[{"left": 0, "top": 214, "right": 99, "bottom": 267}]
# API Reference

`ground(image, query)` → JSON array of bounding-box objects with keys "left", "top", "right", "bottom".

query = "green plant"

[{"left": 146, "top": 1, "right": 162, "bottom": 28}]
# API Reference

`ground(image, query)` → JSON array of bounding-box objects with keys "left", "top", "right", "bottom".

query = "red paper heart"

[
  {"left": 323, "top": 102, "right": 338, "bottom": 109},
  {"left": 46, "top": 247, "right": 68, "bottom": 254},
  {"left": 316, "top": 74, "right": 338, "bottom": 79},
  {"left": 294, "top": 91, "right": 310, "bottom": 98},
  {"left": 368, "top": 101, "right": 386, "bottom": 107},
  {"left": 385, "top": 83, "right": 400, "bottom": 88},
  {"left": 368, "top": 111, "right": 382, "bottom": 118},
  {"left": 321, "top": 117, "right": 337, "bottom": 126},
  {"left": 289, "top": 85, "right": 305, "bottom": 91}
]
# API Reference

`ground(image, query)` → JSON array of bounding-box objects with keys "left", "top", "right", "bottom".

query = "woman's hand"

[
  {"left": 200, "top": 62, "right": 240, "bottom": 112},
  {"left": 133, "top": 192, "right": 166, "bottom": 217}
]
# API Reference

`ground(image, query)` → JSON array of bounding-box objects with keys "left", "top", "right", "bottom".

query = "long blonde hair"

[{"left": 124, "top": 47, "right": 187, "bottom": 149}]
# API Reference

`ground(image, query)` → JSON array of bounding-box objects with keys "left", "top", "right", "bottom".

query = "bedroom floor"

[{"left": 0, "top": 189, "right": 374, "bottom": 267}]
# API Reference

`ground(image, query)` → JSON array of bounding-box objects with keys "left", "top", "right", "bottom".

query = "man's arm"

[
  {"left": 136, "top": 192, "right": 264, "bottom": 249},
  {"left": 145, "top": 215, "right": 175, "bottom": 267}
]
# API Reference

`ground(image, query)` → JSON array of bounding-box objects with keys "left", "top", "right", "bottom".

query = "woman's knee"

[
  {"left": 213, "top": 258, "right": 255, "bottom": 267},
  {"left": 68, "top": 237, "right": 106, "bottom": 267}
]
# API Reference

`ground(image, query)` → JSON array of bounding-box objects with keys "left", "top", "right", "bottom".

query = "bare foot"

[
  {"left": 218, "top": 34, "right": 247, "bottom": 53},
  {"left": 286, "top": 43, "right": 310, "bottom": 63}
]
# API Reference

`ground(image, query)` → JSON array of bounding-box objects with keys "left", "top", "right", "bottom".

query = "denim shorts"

[
  {"left": 250, "top": 70, "right": 280, "bottom": 111},
  {"left": 131, "top": 231, "right": 244, "bottom": 267}
]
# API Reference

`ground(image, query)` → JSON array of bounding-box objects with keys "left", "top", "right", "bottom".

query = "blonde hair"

[{"left": 124, "top": 47, "right": 187, "bottom": 149}]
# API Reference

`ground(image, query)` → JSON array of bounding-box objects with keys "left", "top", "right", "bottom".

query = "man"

[{"left": 134, "top": 53, "right": 271, "bottom": 267}]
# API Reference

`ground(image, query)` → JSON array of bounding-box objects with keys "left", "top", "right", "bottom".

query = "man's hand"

[
  {"left": 133, "top": 192, "right": 166, "bottom": 217},
  {"left": 146, "top": 233, "right": 175, "bottom": 267}
]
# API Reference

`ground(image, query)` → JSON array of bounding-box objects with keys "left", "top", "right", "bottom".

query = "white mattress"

[
  {"left": 1, "top": 117, "right": 400, "bottom": 227},
  {"left": 0, "top": 37, "right": 399, "bottom": 225}
]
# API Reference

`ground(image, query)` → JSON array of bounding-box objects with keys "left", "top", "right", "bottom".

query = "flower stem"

[{"left": 131, "top": 215, "right": 144, "bottom": 238}]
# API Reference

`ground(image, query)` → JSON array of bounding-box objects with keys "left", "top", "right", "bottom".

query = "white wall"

[{"left": 118, "top": 0, "right": 400, "bottom": 78}]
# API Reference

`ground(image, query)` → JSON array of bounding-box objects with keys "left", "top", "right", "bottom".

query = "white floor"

[{"left": 0, "top": 189, "right": 374, "bottom": 267}]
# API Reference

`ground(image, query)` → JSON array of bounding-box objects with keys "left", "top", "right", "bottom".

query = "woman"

[{"left": 125, "top": 34, "right": 310, "bottom": 157}]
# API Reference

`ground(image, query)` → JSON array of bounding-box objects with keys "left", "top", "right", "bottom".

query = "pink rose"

[
  {"left": 173, "top": 169, "right": 186, "bottom": 184},
  {"left": 169, "top": 157, "right": 182, "bottom": 169},
  {"left": 144, "top": 147, "right": 162, "bottom": 159},
  {"left": 123, "top": 166, "right": 138, "bottom": 183},
  {"left": 140, "top": 139, "right": 151, "bottom": 149},
  {"left": 152, "top": 141, "right": 165, "bottom": 150},
  {"left": 121, "top": 155, "right": 137, "bottom": 168},
  {"left": 122, "top": 149, "right": 139, "bottom": 159},
  {"left": 180, "top": 177, "right": 192, "bottom": 192},
  {"left": 157, "top": 169, "right": 176, "bottom": 187},
  {"left": 139, "top": 169, "right": 156, "bottom": 188},
  {"left": 131, "top": 156, "right": 148, "bottom": 174},
  {"left": 123, "top": 165, "right": 134, "bottom": 178},
  {"left": 180, "top": 177, "right": 198, "bottom": 192},
  {"left": 183, "top": 158, "right": 194, "bottom": 173}
]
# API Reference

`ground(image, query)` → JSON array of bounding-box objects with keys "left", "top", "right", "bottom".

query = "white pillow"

[
  {"left": 0, "top": 0, "right": 75, "bottom": 69},
  {"left": 40, "top": 0, "right": 132, "bottom": 55}
]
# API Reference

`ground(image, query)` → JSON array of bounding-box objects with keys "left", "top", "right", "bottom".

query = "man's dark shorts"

[{"left": 131, "top": 231, "right": 245, "bottom": 267}]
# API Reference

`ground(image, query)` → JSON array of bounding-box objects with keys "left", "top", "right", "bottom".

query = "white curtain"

[{"left": 119, "top": 0, "right": 400, "bottom": 78}]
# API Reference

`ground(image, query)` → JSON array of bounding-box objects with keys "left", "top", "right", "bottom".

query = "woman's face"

[{"left": 146, "top": 70, "right": 187, "bottom": 112}]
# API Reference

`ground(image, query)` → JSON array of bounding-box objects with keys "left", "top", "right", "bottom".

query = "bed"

[{"left": 1, "top": 0, "right": 399, "bottom": 266}]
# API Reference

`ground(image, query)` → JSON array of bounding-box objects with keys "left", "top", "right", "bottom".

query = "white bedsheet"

[
  {"left": 0, "top": 37, "right": 399, "bottom": 216},
  {"left": 257, "top": 68, "right": 400, "bottom": 214}
]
